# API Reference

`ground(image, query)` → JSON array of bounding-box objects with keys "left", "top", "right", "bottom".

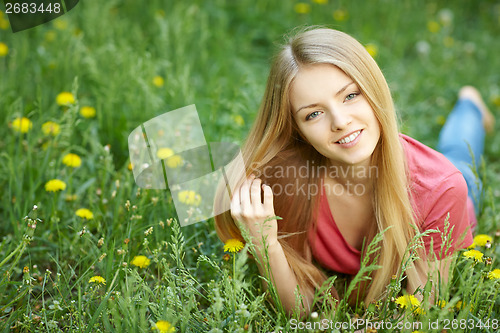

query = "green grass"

[{"left": 0, "top": 0, "right": 499, "bottom": 332}]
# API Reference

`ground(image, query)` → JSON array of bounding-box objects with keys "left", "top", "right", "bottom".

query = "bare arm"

[{"left": 230, "top": 175, "right": 314, "bottom": 316}]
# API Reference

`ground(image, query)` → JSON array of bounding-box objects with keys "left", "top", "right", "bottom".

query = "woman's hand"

[{"left": 230, "top": 174, "right": 278, "bottom": 250}]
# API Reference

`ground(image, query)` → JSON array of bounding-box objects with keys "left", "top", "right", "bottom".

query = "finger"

[
  {"left": 239, "top": 177, "right": 251, "bottom": 210},
  {"left": 230, "top": 184, "right": 241, "bottom": 217},
  {"left": 250, "top": 178, "right": 262, "bottom": 205},
  {"left": 263, "top": 184, "right": 274, "bottom": 213}
]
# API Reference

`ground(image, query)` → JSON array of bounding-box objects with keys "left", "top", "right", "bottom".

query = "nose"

[{"left": 329, "top": 107, "right": 351, "bottom": 131}]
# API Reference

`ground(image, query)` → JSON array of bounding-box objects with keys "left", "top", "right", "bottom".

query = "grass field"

[{"left": 1, "top": 0, "right": 499, "bottom": 332}]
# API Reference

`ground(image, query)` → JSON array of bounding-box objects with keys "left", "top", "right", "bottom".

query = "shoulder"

[
  {"left": 399, "top": 134, "right": 468, "bottom": 221},
  {"left": 399, "top": 134, "right": 464, "bottom": 190}
]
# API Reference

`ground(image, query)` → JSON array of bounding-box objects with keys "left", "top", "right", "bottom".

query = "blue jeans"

[{"left": 437, "top": 98, "right": 484, "bottom": 214}]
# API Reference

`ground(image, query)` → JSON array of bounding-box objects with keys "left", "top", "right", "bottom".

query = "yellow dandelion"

[
  {"left": 45, "top": 30, "right": 56, "bottom": 42},
  {"left": 76, "top": 208, "right": 94, "bottom": 220},
  {"left": 443, "top": 36, "right": 454, "bottom": 48},
  {"left": 178, "top": 190, "right": 202, "bottom": 206},
  {"left": 157, "top": 147, "right": 174, "bottom": 159},
  {"left": 232, "top": 115, "right": 245, "bottom": 126},
  {"left": 333, "top": 9, "right": 349, "bottom": 22},
  {"left": 436, "top": 300, "right": 447, "bottom": 308},
  {"left": 56, "top": 92, "right": 75, "bottom": 106},
  {"left": 365, "top": 43, "right": 378, "bottom": 58},
  {"left": 65, "top": 194, "right": 78, "bottom": 201},
  {"left": 11, "top": 117, "right": 33, "bottom": 133},
  {"left": 427, "top": 21, "right": 440, "bottom": 33},
  {"left": 153, "top": 76, "right": 165, "bottom": 87},
  {"left": 312, "top": 0, "right": 328, "bottom": 4},
  {"left": 224, "top": 238, "right": 244, "bottom": 253},
  {"left": 491, "top": 95, "right": 500, "bottom": 107},
  {"left": 455, "top": 300, "right": 464, "bottom": 310},
  {"left": 80, "top": 106, "right": 96, "bottom": 118},
  {"left": 395, "top": 295, "right": 421, "bottom": 309},
  {"left": 88, "top": 275, "right": 106, "bottom": 284},
  {"left": 0, "top": 16, "right": 9, "bottom": 30},
  {"left": 166, "top": 155, "right": 183, "bottom": 168},
  {"left": 487, "top": 269, "right": 500, "bottom": 280},
  {"left": 45, "top": 179, "right": 67, "bottom": 192},
  {"left": 463, "top": 249, "right": 484, "bottom": 262},
  {"left": 473, "top": 234, "right": 493, "bottom": 247},
  {"left": 128, "top": 162, "right": 133, "bottom": 171},
  {"left": 467, "top": 242, "right": 476, "bottom": 249},
  {"left": 436, "top": 115, "right": 446, "bottom": 126},
  {"left": 153, "top": 320, "right": 175, "bottom": 333},
  {"left": 53, "top": 18, "right": 68, "bottom": 30},
  {"left": 131, "top": 255, "right": 151, "bottom": 268},
  {"left": 62, "top": 153, "right": 82, "bottom": 168},
  {"left": 42, "top": 121, "right": 61, "bottom": 136},
  {"left": 0, "top": 42, "right": 8, "bottom": 57},
  {"left": 294, "top": 3, "right": 311, "bottom": 14}
]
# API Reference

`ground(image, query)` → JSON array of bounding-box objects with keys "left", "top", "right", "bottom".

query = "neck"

[{"left": 325, "top": 159, "right": 376, "bottom": 192}]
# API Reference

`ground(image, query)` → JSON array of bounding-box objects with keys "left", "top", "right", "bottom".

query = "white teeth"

[{"left": 338, "top": 130, "right": 361, "bottom": 144}]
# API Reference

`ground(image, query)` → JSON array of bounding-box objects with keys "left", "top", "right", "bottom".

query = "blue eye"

[{"left": 306, "top": 111, "right": 321, "bottom": 121}]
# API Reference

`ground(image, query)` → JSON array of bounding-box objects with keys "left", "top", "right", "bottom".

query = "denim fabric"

[{"left": 437, "top": 98, "right": 484, "bottom": 213}]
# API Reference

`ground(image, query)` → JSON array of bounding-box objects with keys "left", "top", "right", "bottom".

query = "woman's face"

[{"left": 290, "top": 63, "right": 381, "bottom": 167}]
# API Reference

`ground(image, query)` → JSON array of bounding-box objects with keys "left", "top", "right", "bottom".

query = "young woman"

[{"left": 214, "top": 28, "right": 494, "bottom": 314}]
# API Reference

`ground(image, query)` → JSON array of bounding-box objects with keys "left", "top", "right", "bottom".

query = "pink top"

[{"left": 308, "top": 134, "right": 475, "bottom": 275}]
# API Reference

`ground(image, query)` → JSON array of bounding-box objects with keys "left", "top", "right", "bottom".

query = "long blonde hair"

[{"left": 214, "top": 27, "right": 426, "bottom": 306}]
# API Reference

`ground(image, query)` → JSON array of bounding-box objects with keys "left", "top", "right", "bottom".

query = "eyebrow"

[{"left": 295, "top": 81, "right": 355, "bottom": 113}]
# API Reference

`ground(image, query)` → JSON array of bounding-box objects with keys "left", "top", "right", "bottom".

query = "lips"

[{"left": 336, "top": 130, "right": 362, "bottom": 144}]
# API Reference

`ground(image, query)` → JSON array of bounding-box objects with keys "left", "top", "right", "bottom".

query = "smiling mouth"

[{"left": 336, "top": 130, "right": 362, "bottom": 144}]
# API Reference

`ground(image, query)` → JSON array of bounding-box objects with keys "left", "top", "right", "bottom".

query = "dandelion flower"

[
  {"left": 463, "top": 249, "right": 484, "bottom": 262},
  {"left": 56, "top": 92, "right": 75, "bottom": 106},
  {"left": 333, "top": 9, "right": 349, "bottom": 22},
  {"left": 0, "top": 42, "right": 8, "bottom": 57},
  {"left": 153, "top": 76, "right": 165, "bottom": 87},
  {"left": 487, "top": 269, "right": 500, "bottom": 280},
  {"left": 178, "top": 190, "right": 201, "bottom": 206},
  {"left": 76, "top": 208, "right": 94, "bottom": 220},
  {"left": 128, "top": 162, "right": 133, "bottom": 171},
  {"left": 294, "top": 3, "right": 311, "bottom": 14},
  {"left": 427, "top": 21, "right": 440, "bottom": 33},
  {"left": 11, "top": 117, "right": 33, "bottom": 133},
  {"left": 312, "top": 0, "right": 327, "bottom": 4},
  {"left": 0, "top": 15, "right": 9, "bottom": 30},
  {"left": 45, "top": 179, "right": 67, "bottom": 192},
  {"left": 365, "top": 43, "right": 378, "bottom": 58},
  {"left": 153, "top": 320, "right": 175, "bottom": 333},
  {"left": 157, "top": 147, "right": 174, "bottom": 159},
  {"left": 436, "top": 300, "right": 447, "bottom": 308},
  {"left": 473, "top": 234, "right": 493, "bottom": 247},
  {"left": 80, "top": 106, "right": 96, "bottom": 118},
  {"left": 166, "top": 155, "right": 183, "bottom": 168},
  {"left": 435, "top": 115, "right": 446, "bottom": 126},
  {"left": 53, "top": 18, "right": 68, "bottom": 30},
  {"left": 62, "top": 153, "right": 82, "bottom": 168},
  {"left": 443, "top": 36, "right": 454, "bottom": 48},
  {"left": 224, "top": 239, "right": 244, "bottom": 253},
  {"left": 395, "top": 295, "right": 421, "bottom": 309},
  {"left": 232, "top": 115, "right": 245, "bottom": 126},
  {"left": 88, "top": 275, "right": 106, "bottom": 285},
  {"left": 42, "top": 121, "right": 61, "bottom": 136},
  {"left": 131, "top": 255, "right": 151, "bottom": 268},
  {"left": 491, "top": 95, "right": 500, "bottom": 107}
]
